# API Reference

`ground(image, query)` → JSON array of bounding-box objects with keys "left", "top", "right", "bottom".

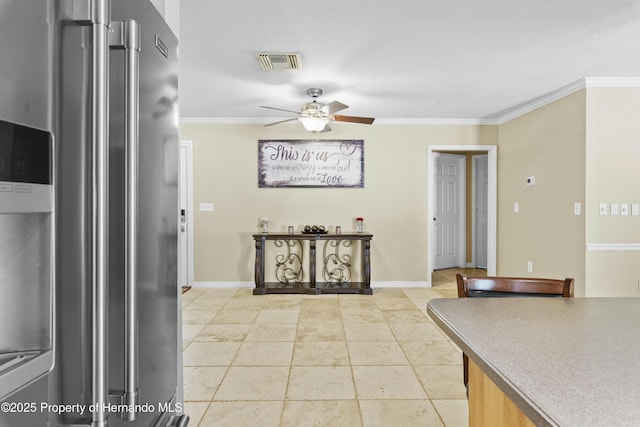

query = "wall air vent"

[{"left": 256, "top": 53, "right": 301, "bottom": 70}]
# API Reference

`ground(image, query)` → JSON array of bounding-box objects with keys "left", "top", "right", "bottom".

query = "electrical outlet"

[{"left": 527, "top": 261, "right": 533, "bottom": 273}]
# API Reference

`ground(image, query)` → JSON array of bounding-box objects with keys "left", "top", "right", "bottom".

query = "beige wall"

[
  {"left": 497, "top": 91, "right": 587, "bottom": 295},
  {"left": 180, "top": 123, "right": 497, "bottom": 284},
  {"left": 585, "top": 87, "right": 640, "bottom": 296},
  {"left": 180, "top": 86, "right": 640, "bottom": 295}
]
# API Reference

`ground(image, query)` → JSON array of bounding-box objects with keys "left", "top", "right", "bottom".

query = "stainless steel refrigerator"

[{"left": 0, "top": 0, "right": 185, "bottom": 425}]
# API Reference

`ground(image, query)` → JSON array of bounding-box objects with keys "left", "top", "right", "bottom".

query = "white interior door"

[
  {"left": 427, "top": 145, "right": 497, "bottom": 285},
  {"left": 474, "top": 154, "right": 489, "bottom": 268},
  {"left": 433, "top": 153, "right": 465, "bottom": 270},
  {"left": 178, "top": 141, "right": 193, "bottom": 287}
]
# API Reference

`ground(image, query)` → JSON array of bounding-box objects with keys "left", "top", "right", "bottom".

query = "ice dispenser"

[{"left": 0, "top": 119, "right": 53, "bottom": 400}]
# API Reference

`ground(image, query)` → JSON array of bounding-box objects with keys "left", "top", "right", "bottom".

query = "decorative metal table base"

[{"left": 252, "top": 233, "right": 373, "bottom": 295}]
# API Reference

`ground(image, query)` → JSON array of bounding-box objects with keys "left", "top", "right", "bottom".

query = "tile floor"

[{"left": 181, "top": 268, "right": 485, "bottom": 426}]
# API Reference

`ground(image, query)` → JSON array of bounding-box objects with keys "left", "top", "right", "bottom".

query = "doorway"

[
  {"left": 179, "top": 140, "right": 194, "bottom": 289},
  {"left": 427, "top": 145, "right": 497, "bottom": 286}
]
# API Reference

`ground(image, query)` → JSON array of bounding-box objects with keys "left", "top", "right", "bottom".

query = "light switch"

[
  {"left": 621, "top": 204, "right": 629, "bottom": 216},
  {"left": 574, "top": 202, "right": 581, "bottom": 216},
  {"left": 599, "top": 203, "right": 608, "bottom": 216},
  {"left": 514, "top": 202, "right": 519, "bottom": 213},
  {"left": 632, "top": 204, "right": 640, "bottom": 216},
  {"left": 199, "top": 202, "right": 214, "bottom": 212},
  {"left": 611, "top": 203, "right": 619, "bottom": 216}
]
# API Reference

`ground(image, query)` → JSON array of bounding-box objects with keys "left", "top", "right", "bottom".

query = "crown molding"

[
  {"left": 494, "top": 77, "right": 640, "bottom": 124},
  {"left": 180, "top": 117, "right": 497, "bottom": 126},
  {"left": 180, "top": 117, "right": 276, "bottom": 125},
  {"left": 180, "top": 78, "right": 640, "bottom": 127},
  {"left": 492, "top": 79, "right": 586, "bottom": 125},
  {"left": 374, "top": 118, "right": 497, "bottom": 125}
]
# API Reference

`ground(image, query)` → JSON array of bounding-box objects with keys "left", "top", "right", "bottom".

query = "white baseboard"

[
  {"left": 192, "top": 281, "right": 432, "bottom": 289},
  {"left": 372, "top": 281, "right": 431, "bottom": 288},
  {"left": 193, "top": 281, "right": 254, "bottom": 288}
]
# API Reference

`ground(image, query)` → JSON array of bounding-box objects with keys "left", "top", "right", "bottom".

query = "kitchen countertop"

[{"left": 427, "top": 297, "right": 640, "bottom": 427}]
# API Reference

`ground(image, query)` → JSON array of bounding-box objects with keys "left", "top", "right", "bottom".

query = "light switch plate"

[
  {"left": 611, "top": 203, "right": 619, "bottom": 216},
  {"left": 599, "top": 203, "right": 608, "bottom": 216},
  {"left": 621, "top": 204, "right": 629, "bottom": 216},
  {"left": 514, "top": 202, "right": 519, "bottom": 213},
  {"left": 574, "top": 202, "right": 581, "bottom": 215},
  {"left": 632, "top": 204, "right": 640, "bottom": 216}
]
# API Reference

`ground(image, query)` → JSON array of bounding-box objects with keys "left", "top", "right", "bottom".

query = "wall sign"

[{"left": 258, "top": 139, "right": 364, "bottom": 188}]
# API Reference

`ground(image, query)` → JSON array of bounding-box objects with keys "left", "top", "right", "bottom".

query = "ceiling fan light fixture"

[
  {"left": 298, "top": 116, "right": 329, "bottom": 132},
  {"left": 261, "top": 87, "right": 375, "bottom": 132}
]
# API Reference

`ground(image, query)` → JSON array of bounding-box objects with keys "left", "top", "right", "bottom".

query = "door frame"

[
  {"left": 427, "top": 145, "right": 497, "bottom": 285},
  {"left": 472, "top": 153, "right": 489, "bottom": 268},
  {"left": 179, "top": 140, "right": 194, "bottom": 288}
]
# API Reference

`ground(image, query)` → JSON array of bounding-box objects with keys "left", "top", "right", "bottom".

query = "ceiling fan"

[{"left": 260, "top": 88, "right": 375, "bottom": 133}]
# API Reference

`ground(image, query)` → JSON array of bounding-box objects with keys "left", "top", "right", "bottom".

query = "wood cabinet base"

[{"left": 468, "top": 359, "right": 535, "bottom": 427}]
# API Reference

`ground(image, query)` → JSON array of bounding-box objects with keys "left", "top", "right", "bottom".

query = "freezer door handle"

[
  {"left": 67, "top": 1, "right": 111, "bottom": 424},
  {"left": 110, "top": 18, "right": 141, "bottom": 421},
  {"left": 90, "top": 1, "right": 111, "bottom": 426}
]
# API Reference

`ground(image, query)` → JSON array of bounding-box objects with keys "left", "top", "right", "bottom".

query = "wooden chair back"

[{"left": 456, "top": 274, "right": 574, "bottom": 298}]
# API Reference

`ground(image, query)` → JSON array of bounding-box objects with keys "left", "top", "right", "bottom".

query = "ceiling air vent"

[{"left": 256, "top": 53, "right": 301, "bottom": 70}]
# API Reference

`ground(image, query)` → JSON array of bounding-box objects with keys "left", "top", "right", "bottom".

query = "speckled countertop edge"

[{"left": 427, "top": 300, "right": 558, "bottom": 427}]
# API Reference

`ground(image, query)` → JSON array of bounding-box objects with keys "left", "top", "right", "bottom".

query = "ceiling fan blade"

[
  {"left": 264, "top": 118, "right": 298, "bottom": 127},
  {"left": 320, "top": 101, "right": 348, "bottom": 114},
  {"left": 260, "top": 105, "right": 301, "bottom": 114},
  {"left": 332, "top": 115, "right": 375, "bottom": 125}
]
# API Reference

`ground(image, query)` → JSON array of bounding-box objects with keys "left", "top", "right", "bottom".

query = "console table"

[{"left": 252, "top": 232, "right": 373, "bottom": 295}]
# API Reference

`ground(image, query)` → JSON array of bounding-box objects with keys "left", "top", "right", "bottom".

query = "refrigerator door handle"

[
  {"left": 91, "top": 2, "right": 111, "bottom": 426},
  {"left": 109, "top": 19, "right": 141, "bottom": 421},
  {"left": 64, "top": 1, "right": 111, "bottom": 425}
]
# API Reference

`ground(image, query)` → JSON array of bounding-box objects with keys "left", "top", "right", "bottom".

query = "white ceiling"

[{"left": 178, "top": 0, "right": 640, "bottom": 124}]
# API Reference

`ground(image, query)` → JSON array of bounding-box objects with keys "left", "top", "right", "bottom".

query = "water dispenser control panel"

[{"left": 0, "top": 119, "right": 52, "bottom": 214}]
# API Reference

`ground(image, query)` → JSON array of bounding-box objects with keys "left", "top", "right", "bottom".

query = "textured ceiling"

[{"left": 179, "top": 0, "right": 640, "bottom": 123}]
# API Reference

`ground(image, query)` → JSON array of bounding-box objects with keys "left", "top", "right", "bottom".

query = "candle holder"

[{"left": 259, "top": 217, "right": 269, "bottom": 233}]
